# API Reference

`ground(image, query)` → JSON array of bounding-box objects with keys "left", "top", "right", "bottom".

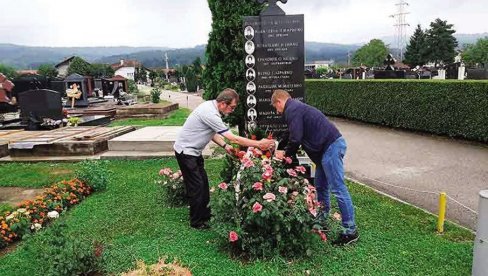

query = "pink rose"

[
  {"left": 229, "top": 231, "right": 239, "bottom": 242},
  {"left": 286, "top": 169, "right": 297, "bottom": 177},
  {"left": 263, "top": 164, "right": 273, "bottom": 173},
  {"left": 303, "top": 178, "right": 309, "bottom": 184},
  {"left": 218, "top": 182, "right": 228, "bottom": 190},
  {"left": 252, "top": 182, "right": 263, "bottom": 191},
  {"left": 278, "top": 186, "right": 288, "bottom": 194},
  {"left": 252, "top": 148, "right": 263, "bottom": 157},
  {"left": 252, "top": 202, "right": 263, "bottom": 213},
  {"left": 295, "top": 166, "right": 306, "bottom": 174},
  {"left": 159, "top": 168, "right": 172, "bottom": 176},
  {"left": 263, "top": 192, "right": 276, "bottom": 202},
  {"left": 243, "top": 159, "right": 254, "bottom": 168},
  {"left": 284, "top": 157, "right": 292, "bottom": 164},
  {"left": 262, "top": 171, "right": 272, "bottom": 181}
]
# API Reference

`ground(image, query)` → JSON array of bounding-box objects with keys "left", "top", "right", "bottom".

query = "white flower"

[
  {"left": 31, "top": 223, "right": 42, "bottom": 231},
  {"left": 5, "top": 214, "right": 14, "bottom": 221},
  {"left": 17, "top": 208, "right": 27, "bottom": 213},
  {"left": 47, "top": 211, "right": 59, "bottom": 219}
]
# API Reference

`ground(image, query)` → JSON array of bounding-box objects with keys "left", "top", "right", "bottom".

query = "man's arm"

[
  {"left": 220, "top": 131, "right": 274, "bottom": 151},
  {"left": 212, "top": 134, "right": 233, "bottom": 153}
]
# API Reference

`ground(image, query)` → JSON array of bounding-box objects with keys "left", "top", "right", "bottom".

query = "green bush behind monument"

[{"left": 306, "top": 79, "right": 488, "bottom": 143}]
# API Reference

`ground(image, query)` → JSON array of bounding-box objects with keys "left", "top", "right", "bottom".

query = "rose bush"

[
  {"left": 158, "top": 167, "right": 186, "bottom": 207},
  {"left": 211, "top": 148, "right": 324, "bottom": 258}
]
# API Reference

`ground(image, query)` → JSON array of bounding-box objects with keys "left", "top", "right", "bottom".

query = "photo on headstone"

[
  {"left": 246, "top": 55, "right": 255, "bottom": 68},
  {"left": 247, "top": 108, "right": 257, "bottom": 121},
  {"left": 246, "top": 68, "right": 256, "bottom": 81},
  {"left": 247, "top": 120, "right": 257, "bottom": 131},
  {"left": 246, "top": 81, "right": 256, "bottom": 94},
  {"left": 245, "top": 41, "right": 255, "bottom": 54},
  {"left": 244, "top": 26, "right": 255, "bottom": 40},
  {"left": 246, "top": 94, "right": 257, "bottom": 108}
]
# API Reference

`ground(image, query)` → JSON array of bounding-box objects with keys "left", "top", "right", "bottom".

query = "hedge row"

[{"left": 305, "top": 80, "right": 488, "bottom": 143}]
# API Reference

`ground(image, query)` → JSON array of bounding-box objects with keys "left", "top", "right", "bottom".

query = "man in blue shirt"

[{"left": 271, "top": 89, "right": 359, "bottom": 246}]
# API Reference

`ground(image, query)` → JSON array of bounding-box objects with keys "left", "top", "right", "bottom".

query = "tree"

[
  {"left": 89, "top": 63, "right": 114, "bottom": 78},
  {"left": 37, "top": 64, "right": 58, "bottom": 78},
  {"left": 134, "top": 66, "right": 147, "bottom": 83},
  {"left": 0, "top": 64, "right": 19, "bottom": 79},
  {"left": 462, "top": 37, "right": 488, "bottom": 67},
  {"left": 352, "top": 39, "right": 389, "bottom": 67},
  {"left": 67, "top": 57, "right": 91, "bottom": 76},
  {"left": 404, "top": 24, "right": 428, "bottom": 67},
  {"left": 424, "top": 18, "right": 458, "bottom": 67},
  {"left": 203, "top": 0, "right": 263, "bottom": 131}
]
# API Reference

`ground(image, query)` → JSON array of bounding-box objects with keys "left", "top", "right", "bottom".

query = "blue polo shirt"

[{"left": 283, "top": 99, "right": 341, "bottom": 164}]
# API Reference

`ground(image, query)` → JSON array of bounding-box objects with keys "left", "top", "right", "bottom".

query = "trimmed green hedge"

[{"left": 305, "top": 80, "right": 488, "bottom": 143}]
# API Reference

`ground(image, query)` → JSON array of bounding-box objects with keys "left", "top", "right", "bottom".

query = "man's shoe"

[
  {"left": 191, "top": 222, "right": 210, "bottom": 230},
  {"left": 332, "top": 231, "right": 359, "bottom": 246}
]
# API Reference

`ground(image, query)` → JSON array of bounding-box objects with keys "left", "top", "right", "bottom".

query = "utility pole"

[
  {"left": 347, "top": 51, "right": 352, "bottom": 66},
  {"left": 164, "top": 52, "right": 169, "bottom": 82},
  {"left": 390, "top": 0, "right": 410, "bottom": 61}
]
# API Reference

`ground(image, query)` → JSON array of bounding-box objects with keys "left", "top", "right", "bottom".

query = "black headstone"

[
  {"left": 18, "top": 89, "right": 63, "bottom": 124},
  {"left": 65, "top": 73, "right": 89, "bottom": 107},
  {"left": 243, "top": 5, "right": 304, "bottom": 136}
]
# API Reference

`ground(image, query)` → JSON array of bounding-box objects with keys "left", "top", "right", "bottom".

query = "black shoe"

[
  {"left": 332, "top": 231, "right": 359, "bottom": 246},
  {"left": 191, "top": 222, "right": 210, "bottom": 230}
]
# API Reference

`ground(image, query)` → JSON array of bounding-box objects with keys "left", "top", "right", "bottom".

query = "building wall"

[
  {"left": 57, "top": 64, "right": 69, "bottom": 77},
  {"left": 114, "top": 67, "right": 135, "bottom": 80}
]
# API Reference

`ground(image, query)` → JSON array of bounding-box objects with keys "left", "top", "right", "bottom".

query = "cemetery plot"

[{"left": 5, "top": 126, "right": 135, "bottom": 157}]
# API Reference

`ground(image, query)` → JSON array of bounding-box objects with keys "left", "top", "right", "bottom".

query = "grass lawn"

[
  {"left": 109, "top": 108, "right": 191, "bottom": 127},
  {"left": 0, "top": 158, "right": 474, "bottom": 275}
]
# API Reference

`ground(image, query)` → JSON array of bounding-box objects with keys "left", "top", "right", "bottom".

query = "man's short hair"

[
  {"left": 216, "top": 88, "right": 239, "bottom": 104},
  {"left": 271, "top": 89, "right": 291, "bottom": 104}
]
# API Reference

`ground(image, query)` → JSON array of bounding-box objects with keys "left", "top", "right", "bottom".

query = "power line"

[{"left": 390, "top": 0, "right": 410, "bottom": 61}]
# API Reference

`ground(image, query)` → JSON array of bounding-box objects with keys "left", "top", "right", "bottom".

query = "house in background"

[
  {"left": 111, "top": 59, "right": 142, "bottom": 81},
  {"left": 54, "top": 56, "right": 76, "bottom": 78},
  {"left": 305, "top": 60, "right": 335, "bottom": 71}
]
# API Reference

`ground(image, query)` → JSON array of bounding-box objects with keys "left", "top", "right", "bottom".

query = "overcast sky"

[{"left": 1, "top": 0, "right": 487, "bottom": 48}]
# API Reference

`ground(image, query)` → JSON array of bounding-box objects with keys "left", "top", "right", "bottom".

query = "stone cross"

[{"left": 257, "top": 0, "right": 288, "bottom": 15}]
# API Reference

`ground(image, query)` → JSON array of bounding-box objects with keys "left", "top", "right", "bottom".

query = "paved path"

[
  {"left": 159, "top": 90, "right": 204, "bottom": 110},
  {"left": 161, "top": 91, "right": 488, "bottom": 229}
]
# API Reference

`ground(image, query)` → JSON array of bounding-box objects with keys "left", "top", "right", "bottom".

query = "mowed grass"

[
  {"left": 0, "top": 158, "right": 474, "bottom": 275},
  {"left": 109, "top": 108, "right": 191, "bottom": 127},
  {"left": 0, "top": 162, "right": 77, "bottom": 188}
]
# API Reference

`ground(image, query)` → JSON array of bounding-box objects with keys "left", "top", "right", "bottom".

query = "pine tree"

[
  {"left": 203, "top": 0, "right": 263, "bottom": 131},
  {"left": 424, "top": 18, "right": 458, "bottom": 67},
  {"left": 404, "top": 24, "right": 428, "bottom": 67}
]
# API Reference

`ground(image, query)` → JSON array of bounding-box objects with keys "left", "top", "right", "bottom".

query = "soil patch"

[{"left": 0, "top": 187, "right": 44, "bottom": 206}]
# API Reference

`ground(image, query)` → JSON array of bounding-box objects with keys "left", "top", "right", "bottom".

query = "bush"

[
  {"left": 306, "top": 79, "right": 488, "bottom": 142},
  {"left": 40, "top": 223, "right": 102, "bottom": 276},
  {"left": 150, "top": 88, "right": 161, "bottom": 103},
  {"left": 158, "top": 168, "right": 186, "bottom": 207},
  {"left": 75, "top": 161, "right": 111, "bottom": 192},
  {"left": 211, "top": 148, "right": 324, "bottom": 259}
]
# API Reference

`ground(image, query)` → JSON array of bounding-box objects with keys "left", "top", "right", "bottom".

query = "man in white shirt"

[{"left": 174, "top": 88, "right": 275, "bottom": 229}]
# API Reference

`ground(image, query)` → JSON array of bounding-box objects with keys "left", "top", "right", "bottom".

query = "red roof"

[
  {"left": 111, "top": 59, "right": 142, "bottom": 70},
  {"left": 106, "top": 75, "right": 128, "bottom": 81}
]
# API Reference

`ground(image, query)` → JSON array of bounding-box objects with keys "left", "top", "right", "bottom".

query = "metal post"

[
  {"left": 437, "top": 192, "right": 447, "bottom": 233},
  {"left": 473, "top": 190, "right": 488, "bottom": 276}
]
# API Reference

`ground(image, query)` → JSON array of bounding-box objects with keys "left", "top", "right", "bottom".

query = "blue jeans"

[{"left": 314, "top": 136, "right": 357, "bottom": 234}]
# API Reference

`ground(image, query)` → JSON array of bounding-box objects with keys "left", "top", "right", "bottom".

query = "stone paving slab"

[{"left": 108, "top": 126, "right": 182, "bottom": 152}]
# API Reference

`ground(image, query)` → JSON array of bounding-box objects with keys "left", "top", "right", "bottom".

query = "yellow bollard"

[{"left": 437, "top": 192, "right": 447, "bottom": 233}]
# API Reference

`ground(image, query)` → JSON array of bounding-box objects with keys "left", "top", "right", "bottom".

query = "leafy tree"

[
  {"left": 203, "top": 0, "right": 263, "bottom": 131},
  {"left": 149, "top": 70, "right": 158, "bottom": 85},
  {"left": 185, "top": 69, "right": 198, "bottom": 92},
  {"left": 404, "top": 24, "right": 429, "bottom": 67},
  {"left": 135, "top": 66, "right": 147, "bottom": 83},
  {"left": 67, "top": 57, "right": 91, "bottom": 76},
  {"left": 37, "top": 64, "right": 58, "bottom": 78},
  {"left": 89, "top": 63, "right": 114, "bottom": 78},
  {"left": 0, "top": 64, "right": 19, "bottom": 79},
  {"left": 462, "top": 37, "right": 488, "bottom": 67},
  {"left": 127, "top": 79, "right": 138, "bottom": 94},
  {"left": 352, "top": 39, "right": 389, "bottom": 67},
  {"left": 424, "top": 18, "right": 458, "bottom": 67}
]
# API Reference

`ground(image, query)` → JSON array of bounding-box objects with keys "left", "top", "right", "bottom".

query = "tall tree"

[
  {"left": 89, "top": 63, "right": 114, "bottom": 78},
  {"left": 462, "top": 37, "right": 488, "bottom": 67},
  {"left": 404, "top": 24, "right": 428, "bottom": 67},
  {"left": 37, "top": 64, "right": 58, "bottom": 78},
  {"left": 424, "top": 18, "right": 458, "bottom": 67},
  {"left": 67, "top": 57, "right": 91, "bottom": 76},
  {"left": 352, "top": 39, "right": 389, "bottom": 67},
  {"left": 203, "top": 0, "right": 263, "bottom": 130}
]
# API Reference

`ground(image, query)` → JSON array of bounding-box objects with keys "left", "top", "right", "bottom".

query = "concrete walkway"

[{"left": 161, "top": 91, "right": 487, "bottom": 229}]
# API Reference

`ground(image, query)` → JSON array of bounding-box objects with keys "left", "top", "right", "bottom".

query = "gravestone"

[
  {"left": 243, "top": 0, "right": 304, "bottom": 136},
  {"left": 64, "top": 73, "right": 89, "bottom": 107},
  {"left": 18, "top": 89, "right": 63, "bottom": 129},
  {"left": 374, "top": 54, "right": 406, "bottom": 79}
]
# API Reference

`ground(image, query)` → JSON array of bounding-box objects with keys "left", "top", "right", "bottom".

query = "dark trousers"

[{"left": 175, "top": 151, "right": 211, "bottom": 227}]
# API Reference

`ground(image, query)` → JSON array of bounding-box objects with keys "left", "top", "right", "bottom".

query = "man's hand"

[
  {"left": 258, "top": 138, "right": 275, "bottom": 150},
  {"left": 224, "top": 144, "right": 234, "bottom": 154},
  {"left": 274, "top": 150, "right": 285, "bottom": 160}
]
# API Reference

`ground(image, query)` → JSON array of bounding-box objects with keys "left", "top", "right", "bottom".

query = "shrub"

[
  {"left": 150, "top": 88, "right": 161, "bottom": 103},
  {"left": 306, "top": 79, "right": 488, "bottom": 142},
  {"left": 158, "top": 168, "right": 186, "bottom": 207},
  {"left": 75, "top": 161, "right": 111, "bottom": 192},
  {"left": 211, "top": 148, "right": 324, "bottom": 259},
  {"left": 41, "top": 223, "right": 102, "bottom": 276}
]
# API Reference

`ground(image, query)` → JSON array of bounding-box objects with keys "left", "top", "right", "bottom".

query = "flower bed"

[
  {"left": 0, "top": 179, "right": 92, "bottom": 249},
  {"left": 211, "top": 148, "right": 325, "bottom": 258},
  {"left": 158, "top": 167, "right": 186, "bottom": 207}
]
